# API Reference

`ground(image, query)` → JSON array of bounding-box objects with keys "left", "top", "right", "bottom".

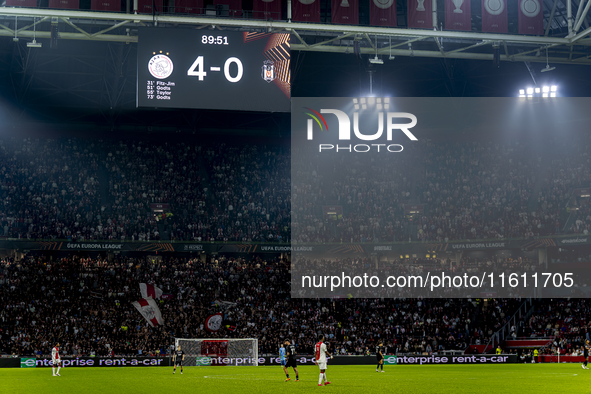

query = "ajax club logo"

[{"left": 148, "top": 51, "right": 174, "bottom": 80}]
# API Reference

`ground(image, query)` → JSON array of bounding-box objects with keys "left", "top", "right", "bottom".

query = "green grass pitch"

[{"left": 3, "top": 364, "right": 589, "bottom": 394}]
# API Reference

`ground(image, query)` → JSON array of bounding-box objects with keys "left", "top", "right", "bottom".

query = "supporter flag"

[
  {"left": 253, "top": 0, "right": 281, "bottom": 20},
  {"left": 481, "top": 0, "right": 508, "bottom": 33},
  {"left": 444, "top": 0, "right": 471, "bottom": 31},
  {"left": 331, "top": 0, "right": 359, "bottom": 25},
  {"left": 140, "top": 283, "right": 163, "bottom": 300},
  {"left": 292, "top": 0, "right": 321, "bottom": 22},
  {"left": 518, "top": 0, "right": 543, "bottom": 35},
  {"left": 132, "top": 298, "right": 164, "bottom": 327},
  {"left": 407, "top": 0, "right": 432, "bottom": 29},
  {"left": 212, "top": 300, "right": 237, "bottom": 309},
  {"left": 205, "top": 313, "right": 223, "bottom": 332},
  {"left": 369, "top": 0, "right": 397, "bottom": 26}
]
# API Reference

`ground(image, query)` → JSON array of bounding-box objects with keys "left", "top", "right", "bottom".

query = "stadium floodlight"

[
  {"left": 535, "top": 88, "right": 540, "bottom": 93},
  {"left": 519, "top": 89, "right": 525, "bottom": 95},
  {"left": 369, "top": 55, "right": 384, "bottom": 65},
  {"left": 551, "top": 85, "right": 557, "bottom": 92},
  {"left": 27, "top": 17, "right": 41, "bottom": 48},
  {"left": 541, "top": 48, "right": 556, "bottom": 72},
  {"left": 543, "top": 93, "right": 549, "bottom": 98},
  {"left": 550, "top": 92, "right": 556, "bottom": 97},
  {"left": 542, "top": 86, "right": 550, "bottom": 93},
  {"left": 27, "top": 39, "right": 42, "bottom": 48},
  {"left": 527, "top": 88, "right": 534, "bottom": 95}
]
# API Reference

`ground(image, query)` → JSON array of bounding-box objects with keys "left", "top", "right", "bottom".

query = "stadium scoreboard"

[{"left": 137, "top": 28, "right": 291, "bottom": 112}]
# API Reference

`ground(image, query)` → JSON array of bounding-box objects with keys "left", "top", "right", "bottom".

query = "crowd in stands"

[
  {"left": 0, "top": 138, "right": 289, "bottom": 243},
  {"left": 292, "top": 137, "right": 588, "bottom": 243},
  {"left": 0, "top": 254, "right": 529, "bottom": 357},
  {"left": 522, "top": 299, "right": 590, "bottom": 356},
  {"left": 0, "top": 135, "right": 590, "bottom": 244}
]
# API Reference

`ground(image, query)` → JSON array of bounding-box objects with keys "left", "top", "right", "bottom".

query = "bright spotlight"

[
  {"left": 551, "top": 85, "right": 557, "bottom": 92},
  {"left": 542, "top": 86, "right": 549, "bottom": 93},
  {"left": 550, "top": 92, "right": 556, "bottom": 97},
  {"left": 535, "top": 88, "right": 540, "bottom": 93},
  {"left": 519, "top": 89, "right": 525, "bottom": 95},
  {"left": 527, "top": 88, "right": 534, "bottom": 95},
  {"left": 542, "top": 93, "right": 549, "bottom": 98}
]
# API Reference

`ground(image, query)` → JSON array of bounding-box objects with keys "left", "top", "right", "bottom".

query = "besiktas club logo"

[{"left": 148, "top": 52, "right": 174, "bottom": 79}]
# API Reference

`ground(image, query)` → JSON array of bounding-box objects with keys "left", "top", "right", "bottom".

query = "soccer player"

[
  {"left": 315, "top": 335, "right": 332, "bottom": 386},
  {"left": 376, "top": 340, "right": 385, "bottom": 372},
  {"left": 52, "top": 343, "right": 61, "bottom": 377},
  {"left": 173, "top": 345, "right": 185, "bottom": 374},
  {"left": 279, "top": 343, "right": 289, "bottom": 380},
  {"left": 582, "top": 340, "right": 589, "bottom": 370},
  {"left": 284, "top": 340, "right": 299, "bottom": 382}
]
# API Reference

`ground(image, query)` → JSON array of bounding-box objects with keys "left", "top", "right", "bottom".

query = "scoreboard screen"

[{"left": 137, "top": 28, "right": 291, "bottom": 112}]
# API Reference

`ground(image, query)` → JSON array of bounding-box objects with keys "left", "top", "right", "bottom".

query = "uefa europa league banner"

[
  {"left": 331, "top": 0, "right": 359, "bottom": 24},
  {"left": 444, "top": 0, "right": 471, "bottom": 31},
  {"left": 518, "top": 0, "right": 543, "bottom": 35},
  {"left": 253, "top": 0, "right": 281, "bottom": 20},
  {"left": 370, "top": 0, "right": 397, "bottom": 26},
  {"left": 407, "top": 0, "right": 433, "bottom": 29},
  {"left": 293, "top": 0, "right": 321, "bottom": 22},
  {"left": 481, "top": 0, "right": 508, "bottom": 33}
]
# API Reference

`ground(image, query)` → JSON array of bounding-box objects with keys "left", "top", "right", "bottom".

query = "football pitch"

[{"left": 2, "top": 364, "right": 589, "bottom": 394}]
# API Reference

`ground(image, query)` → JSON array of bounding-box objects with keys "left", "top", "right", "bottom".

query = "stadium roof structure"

[{"left": 0, "top": 0, "right": 591, "bottom": 66}]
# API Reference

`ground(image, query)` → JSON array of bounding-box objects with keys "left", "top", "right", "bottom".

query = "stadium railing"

[{"left": 484, "top": 299, "right": 534, "bottom": 352}]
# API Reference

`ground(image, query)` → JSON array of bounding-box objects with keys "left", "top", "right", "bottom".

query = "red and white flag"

[
  {"left": 518, "top": 0, "right": 543, "bottom": 35},
  {"left": 132, "top": 298, "right": 164, "bottom": 327},
  {"left": 205, "top": 313, "right": 223, "bottom": 332},
  {"left": 140, "top": 283, "right": 163, "bottom": 300},
  {"left": 481, "top": 0, "right": 508, "bottom": 33}
]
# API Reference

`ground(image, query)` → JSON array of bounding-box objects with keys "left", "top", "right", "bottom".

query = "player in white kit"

[
  {"left": 314, "top": 335, "right": 332, "bottom": 386},
  {"left": 52, "top": 343, "right": 61, "bottom": 376}
]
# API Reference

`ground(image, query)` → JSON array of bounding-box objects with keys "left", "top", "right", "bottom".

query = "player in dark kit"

[
  {"left": 583, "top": 340, "right": 589, "bottom": 370},
  {"left": 376, "top": 340, "right": 385, "bottom": 372},
  {"left": 173, "top": 345, "right": 185, "bottom": 374},
  {"left": 284, "top": 340, "right": 299, "bottom": 382}
]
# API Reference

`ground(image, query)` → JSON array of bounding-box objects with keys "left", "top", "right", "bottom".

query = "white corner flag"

[
  {"left": 140, "top": 283, "right": 163, "bottom": 300},
  {"left": 132, "top": 297, "right": 164, "bottom": 327}
]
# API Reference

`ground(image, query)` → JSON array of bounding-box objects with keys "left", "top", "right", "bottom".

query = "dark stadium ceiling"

[
  {"left": 0, "top": 1, "right": 591, "bottom": 133},
  {"left": 0, "top": 0, "right": 591, "bottom": 65}
]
